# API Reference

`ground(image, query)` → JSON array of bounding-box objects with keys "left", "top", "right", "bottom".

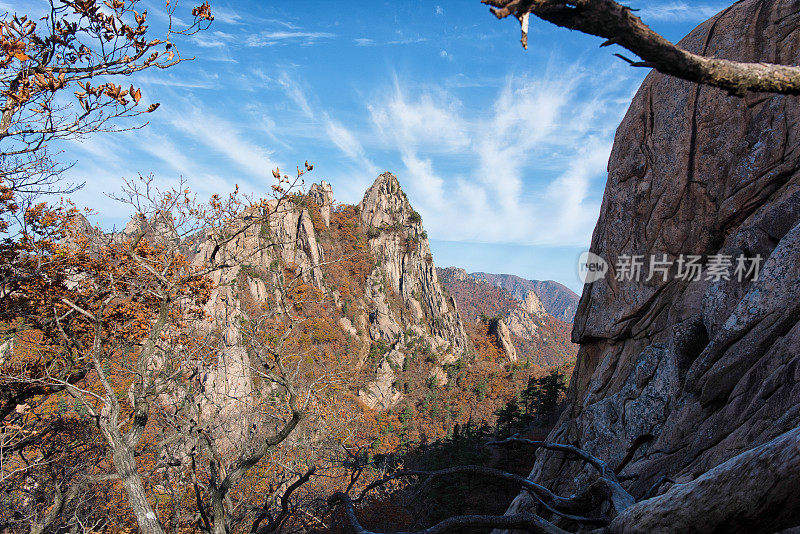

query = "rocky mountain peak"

[
  {"left": 353, "top": 173, "right": 470, "bottom": 408},
  {"left": 522, "top": 290, "right": 547, "bottom": 317},
  {"left": 358, "top": 171, "right": 419, "bottom": 229},
  {"left": 471, "top": 272, "right": 579, "bottom": 323}
]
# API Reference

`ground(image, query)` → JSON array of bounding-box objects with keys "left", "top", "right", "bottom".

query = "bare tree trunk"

[
  {"left": 211, "top": 494, "right": 228, "bottom": 534},
  {"left": 112, "top": 441, "right": 167, "bottom": 534},
  {"left": 29, "top": 482, "right": 80, "bottom": 534}
]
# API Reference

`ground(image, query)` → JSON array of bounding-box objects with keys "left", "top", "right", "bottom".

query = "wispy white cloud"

[
  {"left": 325, "top": 121, "right": 368, "bottom": 163},
  {"left": 368, "top": 69, "right": 632, "bottom": 246},
  {"left": 193, "top": 30, "right": 236, "bottom": 48},
  {"left": 210, "top": 6, "right": 244, "bottom": 25},
  {"left": 369, "top": 83, "right": 469, "bottom": 154},
  {"left": 0, "top": 0, "right": 42, "bottom": 15},
  {"left": 638, "top": 2, "right": 727, "bottom": 22},
  {"left": 169, "top": 108, "right": 280, "bottom": 180},
  {"left": 246, "top": 30, "right": 335, "bottom": 47},
  {"left": 136, "top": 132, "right": 199, "bottom": 178},
  {"left": 134, "top": 73, "right": 219, "bottom": 90},
  {"left": 388, "top": 30, "right": 428, "bottom": 45},
  {"left": 278, "top": 74, "right": 378, "bottom": 177},
  {"left": 278, "top": 74, "right": 314, "bottom": 117},
  {"left": 355, "top": 38, "right": 374, "bottom": 46}
]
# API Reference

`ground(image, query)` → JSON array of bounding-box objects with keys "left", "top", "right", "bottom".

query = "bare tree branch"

[
  {"left": 482, "top": 0, "right": 800, "bottom": 96},
  {"left": 328, "top": 491, "right": 570, "bottom": 534}
]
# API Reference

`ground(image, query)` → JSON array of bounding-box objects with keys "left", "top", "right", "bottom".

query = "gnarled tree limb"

[
  {"left": 482, "top": 0, "right": 800, "bottom": 96},
  {"left": 328, "top": 492, "right": 570, "bottom": 534}
]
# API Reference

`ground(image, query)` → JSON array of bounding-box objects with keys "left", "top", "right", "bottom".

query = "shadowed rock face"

[
  {"left": 502, "top": 0, "right": 800, "bottom": 524},
  {"left": 488, "top": 318, "right": 518, "bottom": 362}
]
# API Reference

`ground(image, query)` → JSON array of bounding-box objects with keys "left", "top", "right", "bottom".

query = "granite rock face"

[
  {"left": 488, "top": 318, "right": 518, "bottom": 362},
  {"left": 528, "top": 280, "right": 579, "bottom": 322},
  {"left": 308, "top": 180, "right": 333, "bottom": 227},
  {"left": 358, "top": 173, "right": 469, "bottom": 361},
  {"left": 355, "top": 173, "right": 472, "bottom": 409},
  {"left": 522, "top": 290, "right": 546, "bottom": 317},
  {"left": 114, "top": 173, "right": 475, "bottom": 427},
  {"left": 503, "top": 0, "right": 800, "bottom": 525},
  {"left": 359, "top": 349, "right": 406, "bottom": 411}
]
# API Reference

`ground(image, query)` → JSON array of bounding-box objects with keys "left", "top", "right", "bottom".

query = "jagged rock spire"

[{"left": 308, "top": 180, "right": 333, "bottom": 227}]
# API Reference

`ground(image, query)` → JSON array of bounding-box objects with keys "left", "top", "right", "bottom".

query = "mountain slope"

[
  {"left": 438, "top": 267, "right": 577, "bottom": 369},
  {"left": 471, "top": 272, "right": 579, "bottom": 322}
]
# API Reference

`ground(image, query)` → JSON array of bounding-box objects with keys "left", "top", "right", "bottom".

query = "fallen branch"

[
  {"left": 330, "top": 428, "right": 800, "bottom": 532},
  {"left": 353, "top": 465, "right": 610, "bottom": 525},
  {"left": 488, "top": 437, "right": 634, "bottom": 514}
]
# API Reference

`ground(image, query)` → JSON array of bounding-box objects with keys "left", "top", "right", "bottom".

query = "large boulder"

[{"left": 504, "top": 0, "right": 800, "bottom": 527}]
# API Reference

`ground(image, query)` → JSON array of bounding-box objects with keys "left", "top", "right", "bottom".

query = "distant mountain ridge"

[
  {"left": 437, "top": 267, "right": 577, "bottom": 369},
  {"left": 471, "top": 272, "right": 579, "bottom": 323}
]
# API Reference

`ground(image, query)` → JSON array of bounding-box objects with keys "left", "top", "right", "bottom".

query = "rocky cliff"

[
  {"left": 503, "top": 0, "right": 800, "bottom": 527},
  {"left": 354, "top": 173, "right": 471, "bottom": 409},
  {"left": 487, "top": 317, "right": 518, "bottom": 362},
  {"left": 359, "top": 173, "right": 469, "bottom": 360},
  {"left": 107, "top": 173, "right": 474, "bottom": 423}
]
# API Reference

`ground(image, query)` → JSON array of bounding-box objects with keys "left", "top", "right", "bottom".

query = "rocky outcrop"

[
  {"left": 488, "top": 317, "right": 518, "bottom": 362},
  {"left": 98, "top": 174, "right": 474, "bottom": 420},
  {"left": 505, "top": 308, "right": 539, "bottom": 341},
  {"left": 522, "top": 291, "right": 546, "bottom": 317},
  {"left": 188, "top": 201, "right": 328, "bottom": 443},
  {"left": 309, "top": 180, "right": 333, "bottom": 227},
  {"left": 528, "top": 280, "right": 577, "bottom": 322},
  {"left": 438, "top": 266, "right": 579, "bottom": 368},
  {"left": 442, "top": 266, "right": 470, "bottom": 282},
  {"left": 359, "top": 172, "right": 470, "bottom": 361},
  {"left": 472, "top": 272, "right": 578, "bottom": 322},
  {"left": 367, "top": 292, "right": 402, "bottom": 343},
  {"left": 354, "top": 174, "right": 474, "bottom": 409},
  {"left": 359, "top": 349, "right": 405, "bottom": 411},
  {"left": 503, "top": 0, "right": 800, "bottom": 527}
]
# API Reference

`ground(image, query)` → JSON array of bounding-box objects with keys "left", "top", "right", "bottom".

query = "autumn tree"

[
  {"left": 0, "top": 0, "right": 212, "bottom": 182},
  {"left": 0, "top": 0, "right": 215, "bottom": 399},
  {"left": 0, "top": 161, "right": 319, "bottom": 532},
  {"left": 0, "top": 156, "right": 398, "bottom": 534},
  {"left": 0, "top": 3, "right": 215, "bottom": 530}
]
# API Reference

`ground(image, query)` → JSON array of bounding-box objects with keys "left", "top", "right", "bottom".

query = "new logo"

[{"left": 578, "top": 251, "right": 608, "bottom": 284}]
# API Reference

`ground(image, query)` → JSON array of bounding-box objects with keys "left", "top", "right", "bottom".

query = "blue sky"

[{"left": 9, "top": 0, "right": 731, "bottom": 292}]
